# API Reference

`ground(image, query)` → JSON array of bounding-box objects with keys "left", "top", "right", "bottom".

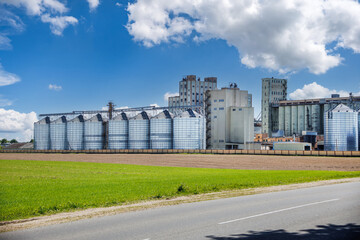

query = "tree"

[
  {"left": 1, "top": 139, "right": 8, "bottom": 144},
  {"left": 30, "top": 139, "right": 34, "bottom": 143},
  {"left": 10, "top": 139, "right": 18, "bottom": 144}
]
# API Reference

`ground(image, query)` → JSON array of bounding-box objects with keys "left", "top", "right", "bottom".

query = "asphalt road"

[{"left": 2, "top": 182, "right": 360, "bottom": 240}]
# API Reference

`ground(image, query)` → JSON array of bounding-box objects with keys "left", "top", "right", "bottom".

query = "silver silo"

[
  {"left": 34, "top": 117, "right": 50, "bottom": 150},
  {"left": 284, "top": 106, "right": 291, "bottom": 136},
  {"left": 67, "top": 115, "right": 84, "bottom": 150},
  {"left": 324, "top": 104, "right": 358, "bottom": 151},
  {"left": 278, "top": 106, "right": 285, "bottom": 133},
  {"left": 173, "top": 109, "right": 206, "bottom": 149},
  {"left": 84, "top": 114, "right": 104, "bottom": 150},
  {"left": 150, "top": 110, "right": 173, "bottom": 149},
  {"left": 108, "top": 112, "right": 128, "bottom": 149},
  {"left": 128, "top": 111, "right": 150, "bottom": 149},
  {"left": 50, "top": 116, "right": 67, "bottom": 150}
]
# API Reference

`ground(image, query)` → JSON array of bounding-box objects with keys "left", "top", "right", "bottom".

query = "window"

[
  {"left": 239, "top": 108, "right": 242, "bottom": 111},
  {"left": 214, "top": 100, "right": 217, "bottom": 102},
  {"left": 219, "top": 140, "right": 224, "bottom": 143},
  {"left": 214, "top": 116, "right": 217, "bottom": 119},
  {"left": 232, "top": 109, "right": 236, "bottom": 111},
  {"left": 219, "top": 99, "right": 224, "bottom": 102},
  {"left": 214, "top": 108, "right": 217, "bottom": 110},
  {"left": 219, "top": 107, "right": 224, "bottom": 110}
]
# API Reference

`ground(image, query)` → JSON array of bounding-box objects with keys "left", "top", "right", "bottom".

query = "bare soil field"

[{"left": 1, "top": 153, "right": 359, "bottom": 171}]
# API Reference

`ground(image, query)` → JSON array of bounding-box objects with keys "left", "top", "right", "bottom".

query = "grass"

[{"left": 1, "top": 160, "right": 360, "bottom": 221}]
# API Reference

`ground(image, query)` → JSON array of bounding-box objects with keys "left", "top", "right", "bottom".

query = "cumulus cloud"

[
  {"left": 289, "top": 82, "right": 360, "bottom": 100},
  {"left": 163, "top": 92, "right": 179, "bottom": 102},
  {"left": 48, "top": 84, "right": 62, "bottom": 91},
  {"left": 0, "top": 108, "right": 38, "bottom": 142},
  {"left": 126, "top": 0, "right": 360, "bottom": 74},
  {"left": 87, "top": 0, "right": 100, "bottom": 11},
  {"left": 0, "top": 0, "right": 77, "bottom": 36},
  {"left": 0, "top": 64, "right": 20, "bottom": 87},
  {"left": 0, "top": 9, "right": 25, "bottom": 50},
  {"left": 0, "top": 95, "right": 12, "bottom": 107},
  {"left": 41, "top": 14, "right": 78, "bottom": 36}
]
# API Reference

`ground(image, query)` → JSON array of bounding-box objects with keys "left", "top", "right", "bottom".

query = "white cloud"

[
  {"left": 115, "top": 2, "right": 122, "bottom": 7},
  {"left": 126, "top": 0, "right": 360, "bottom": 74},
  {"left": 0, "top": 64, "right": 20, "bottom": 87},
  {"left": 0, "top": 0, "right": 77, "bottom": 36},
  {"left": 0, "top": 9, "right": 25, "bottom": 50},
  {"left": 289, "top": 82, "right": 360, "bottom": 100},
  {"left": 87, "top": 0, "right": 100, "bottom": 11},
  {"left": 163, "top": 92, "right": 179, "bottom": 102},
  {"left": 41, "top": 14, "right": 78, "bottom": 36},
  {"left": 48, "top": 84, "right": 62, "bottom": 91},
  {"left": 0, "top": 95, "right": 12, "bottom": 107},
  {"left": 0, "top": 108, "right": 38, "bottom": 142}
]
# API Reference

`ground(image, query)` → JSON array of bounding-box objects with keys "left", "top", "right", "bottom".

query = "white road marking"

[{"left": 218, "top": 198, "right": 339, "bottom": 225}]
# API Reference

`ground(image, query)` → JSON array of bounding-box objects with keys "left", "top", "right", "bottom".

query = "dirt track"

[{"left": 1, "top": 153, "right": 359, "bottom": 171}]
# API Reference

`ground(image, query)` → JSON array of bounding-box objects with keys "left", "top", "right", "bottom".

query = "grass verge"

[{"left": 1, "top": 159, "right": 360, "bottom": 221}]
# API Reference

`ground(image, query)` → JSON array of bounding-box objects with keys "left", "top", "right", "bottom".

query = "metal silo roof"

[
  {"left": 151, "top": 110, "right": 173, "bottom": 119},
  {"left": 113, "top": 112, "right": 128, "bottom": 120},
  {"left": 86, "top": 113, "right": 103, "bottom": 122},
  {"left": 175, "top": 109, "right": 203, "bottom": 118},
  {"left": 130, "top": 111, "right": 150, "bottom": 120},
  {"left": 36, "top": 116, "right": 50, "bottom": 124},
  {"left": 51, "top": 116, "right": 67, "bottom": 124},
  {"left": 330, "top": 104, "right": 355, "bottom": 112},
  {"left": 68, "top": 115, "right": 84, "bottom": 123}
]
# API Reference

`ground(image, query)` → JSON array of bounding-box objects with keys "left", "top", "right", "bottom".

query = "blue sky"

[{"left": 1, "top": 0, "right": 360, "bottom": 141}]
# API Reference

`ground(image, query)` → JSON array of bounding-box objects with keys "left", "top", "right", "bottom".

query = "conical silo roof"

[
  {"left": 175, "top": 109, "right": 203, "bottom": 118},
  {"left": 51, "top": 116, "right": 67, "bottom": 124},
  {"left": 330, "top": 104, "right": 355, "bottom": 112},
  {"left": 86, "top": 113, "right": 103, "bottom": 122},
  {"left": 130, "top": 111, "right": 150, "bottom": 120},
  {"left": 152, "top": 110, "right": 173, "bottom": 119},
  {"left": 68, "top": 115, "right": 84, "bottom": 123},
  {"left": 113, "top": 112, "right": 128, "bottom": 120},
  {"left": 35, "top": 116, "right": 50, "bottom": 124}
]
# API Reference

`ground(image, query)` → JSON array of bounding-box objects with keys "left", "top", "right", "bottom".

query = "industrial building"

[
  {"left": 324, "top": 104, "right": 358, "bottom": 151},
  {"left": 205, "top": 85, "right": 254, "bottom": 149},
  {"left": 168, "top": 75, "right": 217, "bottom": 109},
  {"left": 261, "top": 77, "right": 287, "bottom": 136},
  {"left": 34, "top": 106, "right": 206, "bottom": 150}
]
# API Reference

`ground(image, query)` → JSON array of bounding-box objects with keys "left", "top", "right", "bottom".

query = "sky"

[{"left": 0, "top": 0, "right": 360, "bottom": 141}]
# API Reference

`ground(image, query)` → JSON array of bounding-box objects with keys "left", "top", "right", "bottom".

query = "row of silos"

[
  {"left": 34, "top": 109, "right": 206, "bottom": 150},
  {"left": 324, "top": 104, "right": 358, "bottom": 151},
  {"left": 279, "top": 105, "right": 322, "bottom": 136}
]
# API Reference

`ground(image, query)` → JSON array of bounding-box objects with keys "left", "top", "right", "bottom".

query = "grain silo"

[
  {"left": 173, "top": 109, "right": 206, "bottom": 149},
  {"left": 34, "top": 117, "right": 50, "bottom": 150},
  {"left": 291, "top": 106, "right": 298, "bottom": 135},
  {"left": 67, "top": 115, "right": 84, "bottom": 150},
  {"left": 128, "top": 111, "right": 150, "bottom": 149},
  {"left": 311, "top": 104, "right": 321, "bottom": 133},
  {"left": 284, "top": 106, "right": 291, "bottom": 136},
  {"left": 50, "top": 116, "right": 67, "bottom": 150},
  {"left": 84, "top": 114, "right": 104, "bottom": 150},
  {"left": 324, "top": 104, "right": 358, "bottom": 151},
  {"left": 297, "top": 105, "right": 305, "bottom": 134},
  {"left": 108, "top": 112, "right": 128, "bottom": 149},
  {"left": 150, "top": 110, "right": 173, "bottom": 149},
  {"left": 278, "top": 106, "right": 285, "bottom": 132}
]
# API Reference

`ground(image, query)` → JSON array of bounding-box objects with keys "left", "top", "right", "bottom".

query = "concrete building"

[
  {"left": 271, "top": 94, "right": 360, "bottom": 136},
  {"left": 168, "top": 75, "right": 217, "bottom": 109},
  {"left": 205, "top": 86, "right": 254, "bottom": 149},
  {"left": 261, "top": 78, "right": 287, "bottom": 136},
  {"left": 273, "top": 142, "right": 312, "bottom": 151}
]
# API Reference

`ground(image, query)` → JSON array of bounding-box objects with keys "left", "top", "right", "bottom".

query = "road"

[{"left": 2, "top": 182, "right": 360, "bottom": 240}]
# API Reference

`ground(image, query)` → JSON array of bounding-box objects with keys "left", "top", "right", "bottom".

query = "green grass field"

[{"left": 1, "top": 159, "right": 360, "bottom": 221}]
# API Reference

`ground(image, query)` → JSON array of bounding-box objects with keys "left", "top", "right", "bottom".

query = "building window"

[
  {"left": 219, "top": 140, "right": 224, "bottom": 143},
  {"left": 232, "top": 109, "right": 236, "bottom": 111},
  {"left": 214, "top": 100, "right": 217, "bottom": 102},
  {"left": 219, "top": 99, "right": 224, "bottom": 102},
  {"left": 219, "top": 107, "right": 224, "bottom": 110},
  {"left": 214, "top": 108, "right": 217, "bottom": 110},
  {"left": 239, "top": 108, "right": 242, "bottom": 111},
  {"left": 214, "top": 116, "right": 217, "bottom": 119}
]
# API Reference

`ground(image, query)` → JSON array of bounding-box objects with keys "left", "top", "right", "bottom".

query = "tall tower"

[
  {"left": 168, "top": 75, "right": 217, "bottom": 109},
  {"left": 261, "top": 77, "right": 287, "bottom": 136}
]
